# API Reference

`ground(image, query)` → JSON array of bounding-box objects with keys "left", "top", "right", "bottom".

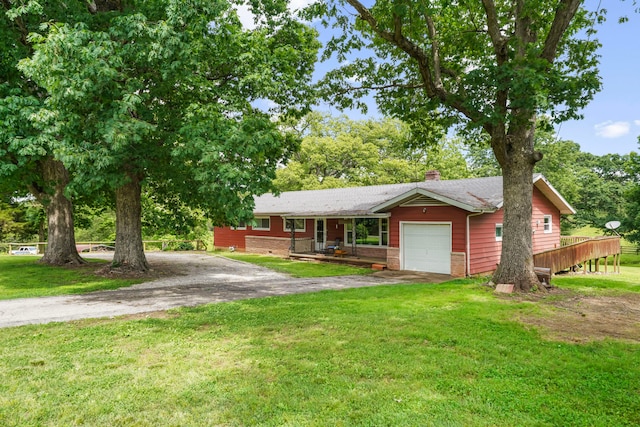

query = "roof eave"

[
  {"left": 371, "top": 188, "right": 496, "bottom": 213},
  {"left": 533, "top": 175, "right": 577, "bottom": 215}
]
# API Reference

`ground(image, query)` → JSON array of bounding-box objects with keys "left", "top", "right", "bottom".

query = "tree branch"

[
  {"left": 540, "top": 0, "right": 581, "bottom": 63},
  {"left": 336, "top": 82, "right": 425, "bottom": 94},
  {"left": 425, "top": 15, "right": 444, "bottom": 93},
  {"left": 345, "top": 0, "right": 482, "bottom": 124},
  {"left": 481, "top": 0, "right": 508, "bottom": 64}
]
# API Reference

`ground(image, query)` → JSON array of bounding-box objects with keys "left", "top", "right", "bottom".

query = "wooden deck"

[{"left": 534, "top": 236, "right": 621, "bottom": 274}]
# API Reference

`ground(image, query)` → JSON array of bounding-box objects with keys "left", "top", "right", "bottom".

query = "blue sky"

[{"left": 555, "top": 1, "right": 640, "bottom": 155}]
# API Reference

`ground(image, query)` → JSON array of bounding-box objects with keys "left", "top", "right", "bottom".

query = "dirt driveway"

[{"left": 0, "top": 252, "right": 449, "bottom": 328}]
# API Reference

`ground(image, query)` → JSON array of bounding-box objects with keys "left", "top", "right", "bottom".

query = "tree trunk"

[
  {"left": 491, "top": 129, "right": 543, "bottom": 292},
  {"left": 35, "top": 158, "right": 86, "bottom": 265},
  {"left": 112, "top": 172, "right": 148, "bottom": 272}
]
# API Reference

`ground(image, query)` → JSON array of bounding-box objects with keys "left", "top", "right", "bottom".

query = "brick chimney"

[{"left": 425, "top": 170, "right": 441, "bottom": 181}]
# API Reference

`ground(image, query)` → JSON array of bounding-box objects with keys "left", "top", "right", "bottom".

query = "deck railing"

[
  {"left": 534, "top": 236, "right": 621, "bottom": 274},
  {"left": 560, "top": 236, "right": 592, "bottom": 246}
]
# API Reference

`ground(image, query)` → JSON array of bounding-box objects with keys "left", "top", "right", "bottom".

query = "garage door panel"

[{"left": 402, "top": 224, "right": 451, "bottom": 274}]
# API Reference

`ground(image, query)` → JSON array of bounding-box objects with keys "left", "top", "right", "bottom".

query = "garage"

[{"left": 401, "top": 223, "right": 452, "bottom": 274}]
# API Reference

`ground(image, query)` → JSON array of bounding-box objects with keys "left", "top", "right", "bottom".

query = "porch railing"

[{"left": 534, "top": 236, "right": 621, "bottom": 274}]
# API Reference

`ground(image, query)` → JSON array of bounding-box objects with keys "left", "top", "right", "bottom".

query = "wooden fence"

[
  {"left": 621, "top": 246, "right": 640, "bottom": 255},
  {"left": 4, "top": 240, "right": 208, "bottom": 254}
]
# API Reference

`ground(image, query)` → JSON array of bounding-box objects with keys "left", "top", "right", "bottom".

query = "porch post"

[
  {"left": 352, "top": 218, "right": 357, "bottom": 256},
  {"left": 286, "top": 218, "right": 296, "bottom": 253}
]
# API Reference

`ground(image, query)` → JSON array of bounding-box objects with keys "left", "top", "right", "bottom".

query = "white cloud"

[
  {"left": 634, "top": 120, "right": 640, "bottom": 126},
  {"left": 235, "top": 0, "right": 316, "bottom": 30},
  {"left": 235, "top": 4, "right": 255, "bottom": 30},
  {"left": 594, "top": 121, "right": 630, "bottom": 138}
]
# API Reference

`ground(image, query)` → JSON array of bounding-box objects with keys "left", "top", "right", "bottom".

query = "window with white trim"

[
  {"left": 543, "top": 215, "right": 552, "bottom": 233},
  {"left": 252, "top": 217, "right": 270, "bottom": 231},
  {"left": 233, "top": 221, "right": 246, "bottom": 231},
  {"left": 495, "top": 224, "right": 503, "bottom": 241},
  {"left": 345, "top": 218, "right": 389, "bottom": 246},
  {"left": 283, "top": 218, "right": 306, "bottom": 232}
]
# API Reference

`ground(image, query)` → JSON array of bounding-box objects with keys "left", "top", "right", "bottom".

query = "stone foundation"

[
  {"left": 342, "top": 246, "right": 388, "bottom": 259},
  {"left": 386, "top": 247, "right": 401, "bottom": 270},
  {"left": 245, "top": 236, "right": 312, "bottom": 257},
  {"left": 451, "top": 252, "right": 466, "bottom": 277}
]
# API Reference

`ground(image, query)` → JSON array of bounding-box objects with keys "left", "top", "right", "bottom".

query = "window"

[
  {"left": 345, "top": 218, "right": 389, "bottom": 246},
  {"left": 495, "top": 224, "right": 503, "bottom": 241},
  {"left": 252, "top": 217, "right": 270, "bottom": 231},
  {"left": 543, "top": 215, "right": 552, "bottom": 233},
  {"left": 283, "top": 218, "right": 306, "bottom": 232},
  {"left": 233, "top": 221, "right": 246, "bottom": 231},
  {"left": 380, "top": 218, "right": 388, "bottom": 246}
]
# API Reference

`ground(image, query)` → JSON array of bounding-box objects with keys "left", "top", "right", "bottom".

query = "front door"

[{"left": 315, "top": 219, "right": 326, "bottom": 252}]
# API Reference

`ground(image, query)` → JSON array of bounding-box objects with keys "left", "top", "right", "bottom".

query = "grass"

[
  {"left": 216, "top": 251, "right": 373, "bottom": 277},
  {"left": 0, "top": 256, "right": 144, "bottom": 300},
  {"left": 552, "top": 265, "right": 640, "bottom": 294},
  {"left": 1, "top": 251, "right": 639, "bottom": 425},
  {"left": 0, "top": 277, "right": 639, "bottom": 426}
]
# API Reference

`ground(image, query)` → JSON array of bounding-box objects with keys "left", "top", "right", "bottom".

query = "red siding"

[
  {"left": 532, "top": 187, "right": 562, "bottom": 253},
  {"left": 325, "top": 219, "right": 345, "bottom": 245},
  {"left": 214, "top": 217, "right": 314, "bottom": 250},
  {"left": 388, "top": 205, "right": 468, "bottom": 253},
  {"left": 468, "top": 188, "right": 563, "bottom": 275},
  {"left": 469, "top": 211, "right": 504, "bottom": 275},
  {"left": 213, "top": 227, "right": 248, "bottom": 249}
]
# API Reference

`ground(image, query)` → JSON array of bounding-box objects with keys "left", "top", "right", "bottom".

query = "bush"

[
  {"left": 175, "top": 241, "right": 195, "bottom": 251},
  {"left": 161, "top": 241, "right": 195, "bottom": 251}
]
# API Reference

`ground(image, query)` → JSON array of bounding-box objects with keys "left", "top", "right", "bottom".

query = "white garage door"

[{"left": 401, "top": 223, "right": 451, "bottom": 274}]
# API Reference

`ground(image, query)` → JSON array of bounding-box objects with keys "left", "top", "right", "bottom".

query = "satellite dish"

[{"left": 605, "top": 221, "right": 621, "bottom": 230}]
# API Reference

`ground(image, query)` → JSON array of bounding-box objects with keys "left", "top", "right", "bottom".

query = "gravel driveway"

[{"left": 0, "top": 252, "right": 445, "bottom": 328}]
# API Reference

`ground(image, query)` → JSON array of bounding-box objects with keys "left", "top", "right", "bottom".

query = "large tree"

[
  {"left": 0, "top": 1, "right": 100, "bottom": 265},
  {"left": 20, "top": 0, "right": 319, "bottom": 272},
  {"left": 309, "top": 0, "right": 603, "bottom": 291}
]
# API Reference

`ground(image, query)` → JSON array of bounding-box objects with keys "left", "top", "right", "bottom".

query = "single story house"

[{"left": 213, "top": 172, "right": 575, "bottom": 277}]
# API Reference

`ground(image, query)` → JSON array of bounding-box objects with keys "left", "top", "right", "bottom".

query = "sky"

[
  {"left": 554, "top": 1, "right": 640, "bottom": 155},
  {"left": 241, "top": 1, "right": 640, "bottom": 156}
]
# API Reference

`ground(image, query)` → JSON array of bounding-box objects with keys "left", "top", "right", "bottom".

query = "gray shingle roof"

[
  {"left": 254, "top": 173, "right": 576, "bottom": 217},
  {"left": 254, "top": 175, "right": 509, "bottom": 217}
]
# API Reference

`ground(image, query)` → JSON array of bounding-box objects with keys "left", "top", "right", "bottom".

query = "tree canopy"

[
  {"left": 274, "top": 113, "right": 469, "bottom": 191},
  {"left": 16, "top": 0, "right": 320, "bottom": 271}
]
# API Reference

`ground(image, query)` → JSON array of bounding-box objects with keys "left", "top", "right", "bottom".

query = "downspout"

[{"left": 466, "top": 211, "right": 486, "bottom": 277}]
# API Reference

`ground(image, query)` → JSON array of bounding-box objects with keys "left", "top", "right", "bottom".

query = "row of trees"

[
  {"left": 1, "top": 0, "right": 319, "bottom": 270},
  {"left": 2, "top": 0, "right": 635, "bottom": 291},
  {"left": 6, "top": 112, "right": 637, "bottom": 246}
]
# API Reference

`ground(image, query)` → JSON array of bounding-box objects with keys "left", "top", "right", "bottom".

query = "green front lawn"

[
  {"left": 0, "top": 256, "right": 144, "bottom": 300},
  {"left": 217, "top": 251, "right": 373, "bottom": 277},
  {"left": 1, "top": 276, "right": 639, "bottom": 426}
]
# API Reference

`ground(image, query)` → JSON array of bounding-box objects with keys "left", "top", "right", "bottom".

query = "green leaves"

[
  {"left": 273, "top": 113, "right": 469, "bottom": 191},
  {"left": 312, "top": 0, "right": 602, "bottom": 135}
]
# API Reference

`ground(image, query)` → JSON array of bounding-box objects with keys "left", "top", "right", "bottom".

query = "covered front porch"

[{"left": 284, "top": 215, "right": 390, "bottom": 269}]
